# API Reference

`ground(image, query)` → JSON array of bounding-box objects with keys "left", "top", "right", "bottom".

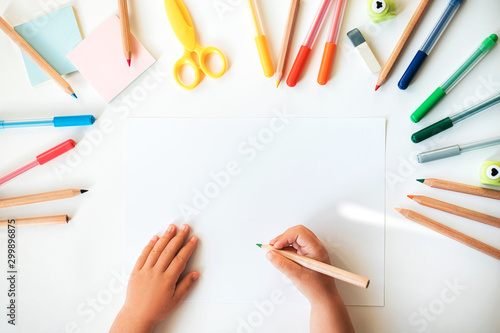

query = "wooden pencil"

[
  {"left": 0, "top": 215, "right": 69, "bottom": 229},
  {"left": 118, "top": 0, "right": 132, "bottom": 66},
  {"left": 408, "top": 195, "right": 500, "bottom": 229},
  {"left": 417, "top": 178, "right": 500, "bottom": 201},
  {"left": 257, "top": 244, "right": 370, "bottom": 288},
  {"left": 0, "top": 189, "right": 87, "bottom": 209},
  {"left": 375, "top": 0, "right": 430, "bottom": 91},
  {"left": 275, "top": 0, "right": 300, "bottom": 88},
  {"left": 0, "top": 16, "right": 77, "bottom": 98},
  {"left": 395, "top": 208, "right": 500, "bottom": 261}
]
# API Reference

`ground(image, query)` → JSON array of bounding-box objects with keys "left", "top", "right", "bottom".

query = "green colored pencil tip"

[
  {"left": 416, "top": 179, "right": 424, "bottom": 183},
  {"left": 256, "top": 244, "right": 262, "bottom": 248}
]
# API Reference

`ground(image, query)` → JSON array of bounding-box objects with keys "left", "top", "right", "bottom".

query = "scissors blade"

[{"left": 164, "top": 0, "right": 197, "bottom": 51}]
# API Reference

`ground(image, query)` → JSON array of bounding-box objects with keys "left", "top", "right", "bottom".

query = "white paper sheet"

[{"left": 124, "top": 118, "right": 386, "bottom": 306}]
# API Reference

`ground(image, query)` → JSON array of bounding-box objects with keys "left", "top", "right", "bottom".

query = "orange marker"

[
  {"left": 318, "top": 0, "right": 348, "bottom": 85},
  {"left": 287, "top": 0, "right": 333, "bottom": 87}
]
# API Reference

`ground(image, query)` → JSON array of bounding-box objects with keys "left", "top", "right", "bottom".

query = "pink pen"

[
  {"left": 286, "top": 0, "right": 333, "bottom": 87},
  {"left": 318, "top": 0, "right": 348, "bottom": 85},
  {"left": 0, "top": 139, "right": 76, "bottom": 187}
]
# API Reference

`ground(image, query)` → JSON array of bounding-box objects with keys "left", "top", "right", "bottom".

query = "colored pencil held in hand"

[
  {"left": 257, "top": 244, "right": 370, "bottom": 289},
  {"left": 0, "top": 16, "right": 77, "bottom": 98}
]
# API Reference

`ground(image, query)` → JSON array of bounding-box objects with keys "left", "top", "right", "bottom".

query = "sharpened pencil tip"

[
  {"left": 256, "top": 243, "right": 262, "bottom": 248},
  {"left": 416, "top": 179, "right": 424, "bottom": 183},
  {"left": 375, "top": 85, "right": 380, "bottom": 91},
  {"left": 81, "top": 189, "right": 88, "bottom": 194},
  {"left": 276, "top": 81, "right": 280, "bottom": 88},
  {"left": 71, "top": 93, "right": 78, "bottom": 99},
  {"left": 127, "top": 59, "right": 131, "bottom": 67},
  {"left": 407, "top": 195, "right": 414, "bottom": 199}
]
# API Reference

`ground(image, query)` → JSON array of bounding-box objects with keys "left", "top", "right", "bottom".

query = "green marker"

[
  {"left": 411, "top": 34, "right": 498, "bottom": 123},
  {"left": 412, "top": 91, "right": 500, "bottom": 143}
]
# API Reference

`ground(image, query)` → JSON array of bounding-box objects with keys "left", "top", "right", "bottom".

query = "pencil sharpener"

[
  {"left": 480, "top": 160, "right": 500, "bottom": 186},
  {"left": 367, "top": 0, "right": 397, "bottom": 23}
]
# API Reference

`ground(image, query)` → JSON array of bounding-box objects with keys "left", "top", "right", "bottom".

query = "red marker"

[
  {"left": 0, "top": 140, "right": 76, "bottom": 187},
  {"left": 286, "top": 0, "right": 333, "bottom": 87}
]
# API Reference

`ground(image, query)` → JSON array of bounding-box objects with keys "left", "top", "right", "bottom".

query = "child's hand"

[
  {"left": 110, "top": 224, "right": 199, "bottom": 333},
  {"left": 267, "top": 225, "right": 339, "bottom": 305}
]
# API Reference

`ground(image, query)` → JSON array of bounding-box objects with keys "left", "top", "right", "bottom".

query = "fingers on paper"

[
  {"left": 145, "top": 224, "right": 177, "bottom": 267},
  {"left": 173, "top": 272, "right": 200, "bottom": 304},
  {"left": 266, "top": 250, "right": 302, "bottom": 281},
  {"left": 134, "top": 234, "right": 159, "bottom": 271},
  {"left": 156, "top": 224, "right": 191, "bottom": 271},
  {"left": 167, "top": 235, "right": 198, "bottom": 279}
]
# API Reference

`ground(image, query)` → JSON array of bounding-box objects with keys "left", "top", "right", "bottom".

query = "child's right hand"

[{"left": 266, "top": 225, "right": 339, "bottom": 305}]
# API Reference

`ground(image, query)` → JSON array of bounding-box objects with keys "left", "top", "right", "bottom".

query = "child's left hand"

[{"left": 110, "top": 224, "right": 199, "bottom": 333}]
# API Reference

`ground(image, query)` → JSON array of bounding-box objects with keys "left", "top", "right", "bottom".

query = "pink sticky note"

[{"left": 67, "top": 15, "right": 155, "bottom": 103}]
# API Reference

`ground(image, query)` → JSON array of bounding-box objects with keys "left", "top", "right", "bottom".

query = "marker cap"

[
  {"left": 412, "top": 117, "right": 454, "bottom": 143},
  {"left": 318, "top": 42, "right": 337, "bottom": 85},
  {"left": 254, "top": 35, "right": 274, "bottom": 78},
  {"left": 479, "top": 34, "right": 498, "bottom": 53},
  {"left": 36, "top": 140, "right": 76, "bottom": 165},
  {"left": 411, "top": 87, "right": 446, "bottom": 123},
  {"left": 53, "top": 115, "right": 96, "bottom": 127},
  {"left": 287, "top": 45, "right": 311, "bottom": 87},
  {"left": 417, "top": 145, "right": 461, "bottom": 163}
]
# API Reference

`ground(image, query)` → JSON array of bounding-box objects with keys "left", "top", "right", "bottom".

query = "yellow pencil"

[
  {"left": 257, "top": 244, "right": 370, "bottom": 288},
  {"left": 0, "top": 16, "right": 77, "bottom": 98},
  {"left": 118, "top": 0, "right": 132, "bottom": 66}
]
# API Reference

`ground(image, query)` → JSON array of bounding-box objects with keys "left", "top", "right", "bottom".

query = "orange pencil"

[
  {"left": 118, "top": 0, "right": 132, "bottom": 66},
  {"left": 0, "top": 16, "right": 77, "bottom": 98},
  {"left": 395, "top": 208, "right": 500, "bottom": 261},
  {"left": 408, "top": 195, "right": 500, "bottom": 229}
]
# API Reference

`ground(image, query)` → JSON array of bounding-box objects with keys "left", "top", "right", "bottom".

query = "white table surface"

[{"left": 0, "top": 0, "right": 499, "bottom": 332}]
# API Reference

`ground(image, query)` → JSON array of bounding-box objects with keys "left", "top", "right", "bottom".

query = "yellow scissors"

[{"left": 164, "top": 0, "right": 227, "bottom": 90}]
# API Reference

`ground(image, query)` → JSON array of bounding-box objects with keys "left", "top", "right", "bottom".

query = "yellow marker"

[
  {"left": 164, "top": 0, "right": 227, "bottom": 90},
  {"left": 247, "top": 0, "right": 274, "bottom": 78}
]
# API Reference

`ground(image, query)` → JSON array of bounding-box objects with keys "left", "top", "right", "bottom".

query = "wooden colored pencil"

[
  {"left": 417, "top": 178, "right": 500, "bottom": 201},
  {"left": 275, "top": 0, "right": 300, "bottom": 88},
  {"left": 408, "top": 195, "right": 500, "bottom": 229},
  {"left": 0, "top": 215, "right": 69, "bottom": 229},
  {"left": 375, "top": 0, "right": 430, "bottom": 91},
  {"left": 0, "top": 16, "right": 77, "bottom": 98},
  {"left": 118, "top": 0, "right": 132, "bottom": 66},
  {"left": 395, "top": 208, "right": 500, "bottom": 261},
  {"left": 257, "top": 244, "right": 370, "bottom": 288},
  {"left": 0, "top": 189, "right": 87, "bottom": 209}
]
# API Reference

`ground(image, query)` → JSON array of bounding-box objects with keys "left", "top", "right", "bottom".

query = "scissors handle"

[
  {"left": 173, "top": 50, "right": 202, "bottom": 90},
  {"left": 197, "top": 45, "right": 227, "bottom": 79}
]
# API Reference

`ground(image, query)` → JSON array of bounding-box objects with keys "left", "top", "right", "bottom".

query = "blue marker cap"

[{"left": 53, "top": 115, "right": 96, "bottom": 127}]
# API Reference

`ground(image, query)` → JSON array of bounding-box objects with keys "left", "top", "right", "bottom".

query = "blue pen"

[
  {"left": 0, "top": 115, "right": 95, "bottom": 129},
  {"left": 399, "top": 0, "right": 463, "bottom": 90}
]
